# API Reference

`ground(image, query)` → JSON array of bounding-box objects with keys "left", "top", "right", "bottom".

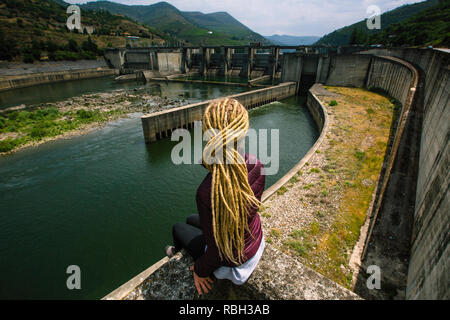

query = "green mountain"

[
  {"left": 80, "top": 1, "right": 269, "bottom": 46},
  {"left": 0, "top": 0, "right": 167, "bottom": 62},
  {"left": 368, "top": 0, "right": 450, "bottom": 47},
  {"left": 315, "top": 0, "right": 440, "bottom": 45},
  {"left": 264, "top": 35, "right": 320, "bottom": 46}
]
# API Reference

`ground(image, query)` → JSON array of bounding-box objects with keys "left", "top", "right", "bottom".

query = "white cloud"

[{"left": 65, "top": 0, "right": 425, "bottom": 36}]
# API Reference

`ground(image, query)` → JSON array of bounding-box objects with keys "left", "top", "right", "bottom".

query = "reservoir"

[{"left": 0, "top": 78, "right": 318, "bottom": 299}]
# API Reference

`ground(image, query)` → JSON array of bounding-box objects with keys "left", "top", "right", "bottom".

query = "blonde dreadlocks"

[{"left": 202, "top": 98, "right": 260, "bottom": 265}]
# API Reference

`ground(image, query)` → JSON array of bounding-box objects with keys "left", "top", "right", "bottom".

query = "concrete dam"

[
  {"left": 102, "top": 45, "right": 448, "bottom": 300},
  {"left": 104, "top": 45, "right": 364, "bottom": 84}
]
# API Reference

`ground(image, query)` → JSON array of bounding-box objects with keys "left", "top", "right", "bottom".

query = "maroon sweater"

[{"left": 194, "top": 154, "right": 265, "bottom": 278}]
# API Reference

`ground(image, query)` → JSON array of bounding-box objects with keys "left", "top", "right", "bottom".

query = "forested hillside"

[
  {"left": 0, "top": 0, "right": 168, "bottom": 62},
  {"left": 81, "top": 1, "right": 269, "bottom": 46},
  {"left": 315, "top": 0, "right": 440, "bottom": 46}
]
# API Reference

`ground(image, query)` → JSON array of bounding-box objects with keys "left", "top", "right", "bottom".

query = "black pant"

[{"left": 172, "top": 214, "right": 205, "bottom": 260}]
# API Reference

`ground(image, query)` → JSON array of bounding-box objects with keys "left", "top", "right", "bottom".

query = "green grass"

[
  {"left": 270, "top": 228, "right": 281, "bottom": 238},
  {"left": 283, "top": 240, "right": 308, "bottom": 256},
  {"left": 303, "top": 183, "right": 314, "bottom": 190},
  {"left": 289, "top": 175, "right": 299, "bottom": 184},
  {"left": 277, "top": 186, "right": 288, "bottom": 196},
  {"left": 272, "top": 86, "right": 396, "bottom": 289},
  {"left": 261, "top": 212, "right": 272, "bottom": 219},
  {"left": 289, "top": 229, "right": 305, "bottom": 239},
  {"left": 0, "top": 107, "right": 125, "bottom": 153}
]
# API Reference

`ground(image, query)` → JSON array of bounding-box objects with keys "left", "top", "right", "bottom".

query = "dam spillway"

[
  {"left": 0, "top": 81, "right": 319, "bottom": 299},
  {"left": 141, "top": 82, "right": 297, "bottom": 143}
]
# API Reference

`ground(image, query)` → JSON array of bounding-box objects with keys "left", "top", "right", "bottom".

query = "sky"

[{"left": 65, "top": 0, "right": 425, "bottom": 37}]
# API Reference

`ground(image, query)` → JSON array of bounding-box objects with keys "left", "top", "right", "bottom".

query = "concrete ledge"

[
  {"left": 0, "top": 67, "right": 119, "bottom": 92},
  {"left": 261, "top": 84, "right": 329, "bottom": 202},
  {"left": 361, "top": 55, "right": 419, "bottom": 258},
  {"left": 148, "top": 77, "right": 255, "bottom": 88},
  {"left": 105, "top": 245, "right": 360, "bottom": 300},
  {"left": 102, "top": 257, "right": 169, "bottom": 300},
  {"left": 141, "top": 82, "right": 297, "bottom": 143},
  {"left": 248, "top": 75, "right": 271, "bottom": 85}
]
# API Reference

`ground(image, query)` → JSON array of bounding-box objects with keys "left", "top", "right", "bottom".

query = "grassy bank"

[
  {"left": 0, "top": 106, "right": 125, "bottom": 153},
  {"left": 0, "top": 89, "right": 185, "bottom": 154},
  {"left": 260, "top": 86, "right": 397, "bottom": 288}
]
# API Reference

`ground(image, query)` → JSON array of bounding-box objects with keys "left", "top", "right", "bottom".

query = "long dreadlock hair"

[{"left": 202, "top": 98, "right": 261, "bottom": 265}]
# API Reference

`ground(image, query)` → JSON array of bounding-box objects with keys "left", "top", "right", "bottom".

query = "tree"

[
  {"left": 82, "top": 36, "right": 98, "bottom": 54},
  {"left": 0, "top": 30, "right": 19, "bottom": 61},
  {"left": 67, "top": 39, "right": 80, "bottom": 52},
  {"left": 349, "top": 28, "right": 368, "bottom": 45},
  {"left": 349, "top": 28, "right": 358, "bottom": 45}
]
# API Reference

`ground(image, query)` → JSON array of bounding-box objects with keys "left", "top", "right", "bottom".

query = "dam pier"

[{"left": 104, "top": 45, "right": 365, "bottom": 86}]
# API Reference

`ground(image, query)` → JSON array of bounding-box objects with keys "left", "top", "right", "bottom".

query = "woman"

[{"left": 166, "top": 98, "right": 266, "bottom": 296}]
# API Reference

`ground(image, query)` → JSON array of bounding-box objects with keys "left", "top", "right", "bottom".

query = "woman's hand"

[{"left": 190, "top": 265, "right": 214, "bottom": 295}]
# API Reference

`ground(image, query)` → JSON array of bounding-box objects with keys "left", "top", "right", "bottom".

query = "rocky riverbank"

[{"left": 0, "top": 86, "right": 187, "bottom": 154}]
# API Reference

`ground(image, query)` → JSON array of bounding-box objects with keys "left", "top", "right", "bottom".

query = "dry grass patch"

[{"left": 261, "top": 86, "right": 396, "bottom": 289}]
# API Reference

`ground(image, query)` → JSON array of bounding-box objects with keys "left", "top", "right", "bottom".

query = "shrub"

[
  {"left": 277, "top": 186, "right": 288, "bottom": 195},
  {"left": 42, "top": 107, "right": 60, "bottom": 119},
  {"left": 0, "top": 33, "right": 18, "bottom": 61},
  {"left": 30, "top": 126, "right": 48, "bottom": 139},
  {"left": 284, "top": 240, "right": 307, "bottom": 256},
  {"left": 76, "top": 109, "right": 94, "bottom": 120},
  {"left": 23, "top": 53, "right": 34, "bottom": 63},
  {"left": 17, "top": 111, "right": 31, "bottom": 121},
  {"left": 0, "top": 139, "right": 16, "bottom": 153},
  {"left": 0, "top": 116, "right": 6, "bottom": 129},
  {"left": 329, "top": 100, "right": 338, "bottom": 106},
  {"left": 354, "top": 150, "right": 366, "bottom": 161},
  {"left": 67, "top": 39, "right": 80, "bottom": 52},
  {"left": 8, "top": 111, "right": 19, "bottom": 120},
  {"left": 289, "top": 229, "right": 305, "bottom": 239},
  {"left": 366, "top": 108, "right": 376, "bottom": 115},
  {"left": 45, "top": 40, "right": 59, "bottom": 53},
  {"left": 270, "top": 228, "right": 281, "bottom": 238}
]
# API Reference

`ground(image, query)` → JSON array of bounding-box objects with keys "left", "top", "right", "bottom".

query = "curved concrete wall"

[
  {"left": 325, "top": 54, "right": 372, "bottom": 88},
  {"left": 360, "top": 49, "right": 449, "bottom": 300},
  {"left": 261, "top": 85, "right": 329, "bottom": 202},
  {"left": 141, "top": 82, "right": 297, "bottom": 143}
]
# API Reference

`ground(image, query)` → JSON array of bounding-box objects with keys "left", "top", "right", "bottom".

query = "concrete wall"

[
  {"left": 325, "top": 54, "right": 372, "bottom": 87},
  {"left": 106, "top": 46, "right": 288, "bottom": 79},
  {"left": 104, "top": 48, "right": 182, "bottom": 75},
  {"left": 157, "top": 52, "right": 182, "bottom": 75},
  {"left": 281, "top": 49, "right": 448, "bottom": 300},
  {"left": 358, "top": 49, "right": 449, "bottom": 300},
  {"left": 280, "top": 53, "right": 372, "bottom": 90},
  {"left": 281, "top": 53, "right": 303, "bottom": 83},
  {"left": 141, "top": 82, "right": 297, "bottom": 143},
  {"left": 0, "top": 67, "right": 118, "bottom": 92},
  {"left": 366, "top": 56, "right": 413, "bottom": 104},
  {"left": 104, "top": 48, "right": 126, "bottom": 69}
]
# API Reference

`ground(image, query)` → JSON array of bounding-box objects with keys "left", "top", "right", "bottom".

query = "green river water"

[{"left": 0, "top": 76, "right": 318, "bottom": 299}]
